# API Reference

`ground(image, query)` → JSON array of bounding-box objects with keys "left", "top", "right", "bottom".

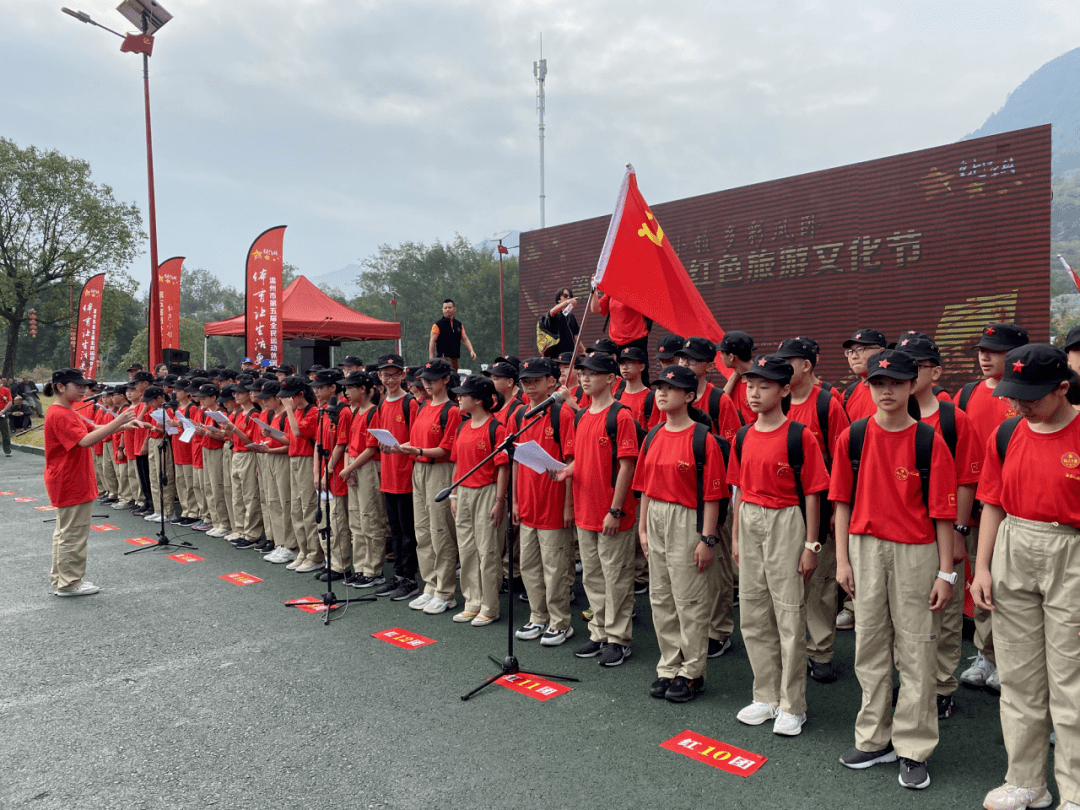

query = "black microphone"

[
  {"left": 328, "top": 395, "right": 341, "bottom": 426},
  {"left": 434, "top": 486, "right": 453, "bottom": 503},
  {"left": 521, "top": 390, "right": 563, "bottom": 420}
]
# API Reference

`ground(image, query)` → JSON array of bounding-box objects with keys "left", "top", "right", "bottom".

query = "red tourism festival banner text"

[
  {"left": 245, "top": 226, "right": 286, "bottom": 367},
  {"left": 158, "top": 256, "right": 184, "bottom": 352},
  {"left": 73, "top": 273, "right": 105, "bottom": 379}
]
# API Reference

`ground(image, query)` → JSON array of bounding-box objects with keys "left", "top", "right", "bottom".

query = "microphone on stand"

[{"left": 521, "top": 390, "right": 563, "bottom": 420}]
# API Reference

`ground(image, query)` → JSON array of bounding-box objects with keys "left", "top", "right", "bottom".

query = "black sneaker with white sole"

[
  {"left": 234, "top": 538, "right": 258, "bottom": 550},
  {"left": 574, "top": 639, "right": 606, "bottom": 658},
  {"left": 839, "top": 743, "right": 898, "bottom": 770},
  {"left": 665, "top": 675, "right": 704, "bottom": 703},
  {"left": 936, "top": 693, "right": 955, "bottom": 719},
  {"left": 388, "top": 579, "right": 420, "bottom": 601},
  {"left": 898, "top": 757, "right": 930, "bottom": 790},
  {"left": 598, "top": 643, "right": 632, "bottom": 667},
  {"left": 374, "top": 578, "right": 400, "bottom": 597},
  {"left": 707, "top": 637, "right": 732, "bottom": 658}
]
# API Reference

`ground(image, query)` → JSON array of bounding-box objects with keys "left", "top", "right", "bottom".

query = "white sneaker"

[
  {"left": 423, "top": 597, "right": 457, "bottom": 615},
  {"left": 982, "top": 782, "right": 1052, "bottom": 810},
  {"left": 409, "top": 593, "right": 434, "bottom": 610},
  {"left": 295, "top": 559, "right": 324, "bottom": 573},
  {"left": 737, "top": 701, "right": 779, "bottom": 726},
  {"left": 225, "top": 532, "right": 242, "bottom": 541},
  {"left": 516, "top": 622, "right": 547, "bottom": 640},
  {"left": 274, "top": 548, "right": 297, "bottom": 564},
  {"left": 540, "top": 626, "right": 575, "bottom": 646},
  {"left": 144, "top": 513, "right": 162, "bottom": 522},
  {"left": 285, "top": 556, "right": 305, "bottom": 571},
  {"left": 55, "top": 581, "right": 101, "bottom": 597},
  {"left": 773, "top": 710, "right": 807, "bottom": 736},
  {"left": 574, "top": 561, "right": 583, "bottom": 573},
  {"left": 986, "top": 668, "right": 1001, "bottom": 693},
  {"left": 205, "top": 527, "right": 222, "bottom": 537},
  {"left": 835, "top": 608, "right": 855, "bottom": 630},
  {"left": 263, "top": 547, "right": 284, "bottom": 562},
  {"left": 960, "top": 651, "right": 996, "bottom": 687}
]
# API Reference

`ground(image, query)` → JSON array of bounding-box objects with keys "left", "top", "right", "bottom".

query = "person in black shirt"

[
  {"left": 428, "top": 299, "right": 476, "bottom": 370},
  {"left": 548, "top": 287, "right": 581, "bottom": 356}
]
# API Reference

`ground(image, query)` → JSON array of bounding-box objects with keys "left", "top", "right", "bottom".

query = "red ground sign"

[
  {"left": 495, "top": 672, "right": 573, "bottom": 702},
  {"left": 124, "top": 537, "right": 156, "bottom": 546},
  {"left": 219, "top": 572, "right": 263, "bottom": 586},
  {"left": 660, "top": 730, "right": 768, "bottom": 777},
  {"left": 90, "top": 524, "right": 118, "bottom": 531},
  {"left": 34, "top": 506, "right": 57, "bottom": 512},
  {"left": 14, "top": 497, "right": 36, "bottom": 503},
  {"left": 167, "top": 553, "right": 204, "bottom": 563},
  {"left": 371, "top": 628, "right": 437, "bottom": 650},
  {"left": 285, "top": 597, "right": 341, "bottom": 614}
]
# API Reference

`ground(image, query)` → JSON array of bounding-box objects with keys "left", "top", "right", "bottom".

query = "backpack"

[
  {"left": 937, "top": 400, "right": 958, "bottom": 458},
  {"left": 639, "top": 421, "right": 731, "bottom": 531},
  {"left": 455, "top": 416, "right": 500, "bottom": 461},
  {"left": 957, "top": 381, "right": 979, "bottom": 412},
  {"left": 848, "top": 417, "right": 935, "bottom": 514},
  {"left": 574, "top": 401, "right": 643, "bottom": 487},
  {"left": 515, "top": 399, "right": 563, "bottom": 450},
  {"left": 735, "top": 421, "right": 809, "bottom": 520},
  {"left": 995, "top": 416, "right": 1023, "bottom": 463},
  {"left": 641, "top": 390, "right": 657, "bottom": 425},
  {"left": 378, "top": 392, "right": 415, "bottom": 429},
  {"left": 844, "top": 380, "right": 861, "bottom": 405},
  {"left": 813, "top": 387, "right": 833, "bottom": 468}
]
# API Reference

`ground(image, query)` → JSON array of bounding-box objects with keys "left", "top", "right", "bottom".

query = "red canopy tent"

[{"left": 203, "top": 275, "right": 400, "bottom": 342}]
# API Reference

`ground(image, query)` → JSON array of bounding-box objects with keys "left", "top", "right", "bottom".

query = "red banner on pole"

[
  {"left": 245, "top": 226, "right": 286, "bottom": 367},
  {"left": 158, "top": 256, "right": 184, "bottom": 353},
  {"left": 74, "top": 273, "right": 105, "bottom": 380}
]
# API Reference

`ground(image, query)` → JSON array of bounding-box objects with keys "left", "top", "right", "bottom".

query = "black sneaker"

[
  {"left": 574, "top": 639, "right": 606, "bottom": 658},
  {"left": 388, "top": 579, "right": 420, "bottom": 601},
  {"left": 665, "top": 675, "right": 705, "bottom": 703},
  {"left": 599, "top": 643, "right": 632, "bottom": 667},
  {"left": 316, "top": 570, "right": 345, "bottom": 582},
  {"left": 707, "top": 637, "right": 732, "bottom": 658},
  {"left": 374, "top": 578, "right": 400, "bottom": 597},
  {"left": 234, "top": 538, "right": 257, "bottom": 550},
  {"left": 839, "top": 743, "right": 897, "bottom": 770},
  {"left": 343, "top": 572, "right": 360, "bottom": 585},
  {"left": 649, "top": 677, "right": 672, "bottom": 699},
  {"left": 353, "top": 575, "right": 384, "bottom": 589},
  {"left": 898, "top": 758, "right": 930, "bottom": 790},
  {"left": 936, "top": 694, "right": 955, "bottom": 719},
  {"left": 634, "top": 581, "right": 649, "bottom": 595},
  {"left": 518, "top": 592, "right": 529, "bottom": 603},
  {"left": 808, "top": 659, "right": 837, "bottom": 683}
]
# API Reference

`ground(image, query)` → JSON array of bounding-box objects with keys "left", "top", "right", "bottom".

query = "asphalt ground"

[{"left": 0, "top": 447, "right": 1053, "bottom": 810}]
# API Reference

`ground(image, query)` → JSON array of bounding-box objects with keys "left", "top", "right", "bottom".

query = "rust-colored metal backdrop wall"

[{"left": 518, "top": 125, "right": 1051, "bottom": 391}]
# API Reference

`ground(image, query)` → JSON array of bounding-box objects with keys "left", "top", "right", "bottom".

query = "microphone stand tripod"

[
  {"left": 286, "top": 399, "right": 373, "bottom": 624},
  {"left": 437, "top": 404, "right": 578, "bottom": 701},
  {"left": 127, "top": 407, "right": 196, "bottom": 555}
]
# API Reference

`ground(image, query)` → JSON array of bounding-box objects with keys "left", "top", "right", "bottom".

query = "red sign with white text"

[
  {"left": 219, "top": 571, "right": 263, "bottom": 586},
  {"left": 660, "top": 730, "right": 768, "bottom": 777},
  {"left": 14, "top": 497, "right": 36, "bottom": 503},
  {"left": 496, "top": 673, "right": 573, "bottom": 702},
  {"left": 285, "top": 596, "right": 341, "bottom": 614},
  {"left": 34, "top": 505, "right": 57, "bottom": 512},
  {"left": 158, "top": 257, "right": 184, "bottom": 352},
  {"left": 167, "top": 553, "right": 204, "bottom": 563},
  {"left": 125, "top": 537, "right": 156, "bottom": 546},
  {"left": 73, "top": 273, "right": 105, "bottom": 379},
  {"left": 372, "top": 628, "right": 437, "bottom": 650},
  {"left": 245, "top": 226, "right": 285, "bottom": 367},
  {"left": 90, "top": 524, "right": 118, "bottom": 531},
  {"left": 0, "top": 492, "right": 14, "bottom": 496}
]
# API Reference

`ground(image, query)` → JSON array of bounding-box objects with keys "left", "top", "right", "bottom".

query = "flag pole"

[{"left": 565, "top": 287, "right": 596, "bottom": 374}]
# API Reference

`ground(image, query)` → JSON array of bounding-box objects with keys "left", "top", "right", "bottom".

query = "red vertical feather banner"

[
  {"left": 245, "top": 226, "right": 286, "bottom": 366},
  {"left": 74, "top": 273, "right": 105, "bottom": 380},
  {"left": 158, "top": 256, "right": 184, "bottom": 353}
]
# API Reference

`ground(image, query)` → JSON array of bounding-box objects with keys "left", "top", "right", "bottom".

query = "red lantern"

[{"left": 28, "top": 308, "right": 37, "bottom": 338}]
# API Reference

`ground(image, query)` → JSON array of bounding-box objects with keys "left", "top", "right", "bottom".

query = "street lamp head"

[
  {"left": 61, "top": 7, "right": 93, "bottom": 23},
  {"left": 116, "top": 0, "right": 172, "bottom": 35}
]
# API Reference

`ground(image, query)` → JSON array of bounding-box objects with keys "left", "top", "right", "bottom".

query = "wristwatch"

[
  {"left": 701, "top": 534, "right": 719, "bottom": 547},
  {"left": 804, "top": 541, "right": 822, "bottom": 553},
  {"left": 937, "top": 570, "right": 959, "bottom": 585},
  {"left": 608, "top": 507, "right": 626, "bottom": 519},
  {"left": 954, "top": 525, "right": 971, "bottom": 537}
]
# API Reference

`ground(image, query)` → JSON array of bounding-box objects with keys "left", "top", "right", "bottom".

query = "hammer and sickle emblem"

[{"left": 637, "top": 211, "right": 664, "bottom": 246}]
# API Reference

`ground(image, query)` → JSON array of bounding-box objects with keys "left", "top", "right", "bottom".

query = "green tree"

[
  {"left": 0, "top": 138, "right": 144, "bottom": 376},
  {"left": 118, "top": 317, "right": 207, "bottom": 374},
  {"left": 352, "top": 236, "right": 518, "bottom": 367}
]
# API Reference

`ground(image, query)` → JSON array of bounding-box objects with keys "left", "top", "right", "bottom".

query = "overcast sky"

[{"left": 2, "top": 0, "right": 1078, "bottom": 296}]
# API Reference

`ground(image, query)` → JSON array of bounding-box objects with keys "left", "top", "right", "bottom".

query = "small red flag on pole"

[
  {"left": 120, "top": 33, "right": 154, "bottom": 56},
  {"left": 1059, "top": 255, "right": 1080, "bottom": 295}
]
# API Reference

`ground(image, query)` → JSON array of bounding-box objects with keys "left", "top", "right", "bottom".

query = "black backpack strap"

[
  {"left": 643, "top": 390, "right": 655, "bottom": 424},
  {"left": 614, "top": 378, "right": 627, "bottom": 397},
  {"left": 692, "top": 422, "right": 709, "bottom": 534},
  {"left": 787, "top": 421, "right": 807, "bottom": 520},
  {"left": 996, "top": 416, "right": 1023, "bottom": 464},
  {"left": 844, "top": 380, "right": 859, "bottom": 405},
  {"left": 439, "top": 401, "right": 454, "bottom": 434},
  {"left": 606, "top": 401, "right": 627, "bottom": 488},
  {"left": 958, "top": 381, "right": 978, "bottom": 412},
  {"left": 938, "top": 401, "right": 958, "bottom": 458},
  {"left": 550, "top": 402, "right": 562, "bottom": 449},
  {"left": 401, "top": 393, "right": 414, "bottom": 428},
  {"left": 914, "top": 421, "right": 935, "bottom": 513},
  {"left": 815, "top": 387, "right": 832, "bottom": 467},
  {"left": 708, "top": 387, "right": 723, "bottom": 430},
  {"left": 848, "top": 417, "right": 869, "bottom": 505},
  {"left": 819, "top": 380, "right": 834, "bottom": 394},
  {"left": 488, "top": 417, "right": 499, "bottom": 454},
  {"left": 735, "top": 423, "right": 752, "bottom": 463},
  {"left": 639, "top": 423, "right": 663, "bottom": 466},
  {"left": 932, "top": 384, "right": 947, "bottom": 398}
]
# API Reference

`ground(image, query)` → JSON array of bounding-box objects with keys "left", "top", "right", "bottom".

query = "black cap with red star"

[
  {"left": 895, "top": 336, "right": 941, "bottom": 365},
  {"left": 865, "top": 349, "right": 918, "bottom": 381},
  {"left": 718, "top": 330, "right": 755, "bottom": 360},
  {"left": 973, "top": 322, "right": 1028, "bottom": 352},
  {"left": 417, "top": 358, "right": 453, "bottom": 380},
  {"left": 675, "top": 336, "right": 717, "bottom": 362},
  {"left": 651, "top": 364, "right": 697, "bottom": 391},
  {"left": 656, "top": 333, "right": 686, "bottom": 360},
  {"left": 742, "top": 354, "right": 794, "bottom": 384},
  {"left": 993, "top": 344, "right": 1071, "bottom": 400},
  {"left": 843, "top": 328, "right": 887, "bottom": 349}
]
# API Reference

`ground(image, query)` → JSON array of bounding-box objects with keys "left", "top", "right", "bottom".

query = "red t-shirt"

[
  {"left": 286, "top": 403, "right": 319, "bottom": 458},
  {"left": 451, "top": 417, "right": 509, "bottom": 489},
  {"left": 977, "top": 415, "right": 1080, "bottom": 528},
  {"left": 171, "top": 403, "right": 198, "bottom": 465},
  {"left": 648, "top": 382, "right": 741, "bottom": 443},
  {"left": 617, "top": 387, "right": 649, "bottom": 427},
  {"left": 787, "top": 385, "right": 850, "bottom": 463},
  {"left": 44, "top": 403, "right": 97, "bottom": 508},
  {"left": 185, "top": 405, "right": 204, "bottom": 469},
  {"left": 318, "top": 413, "right": 349, "bottom": 496},
  {"left": 632, "top": 421, "right": 728, "bottom": 509},
  {"left": 957, "top": 380, "right": 1019, "bottom": 449},
  {"left": 367, "top": 394, "right": 419, "bottom": 493},
  {"left": 597, "top": 294, "right": 648, "bottom": 345},
  {"left": 254, "top": 409, "right": 289, "bottom": 451},
  {"left": 923, "top": 405, "right": 981, "bottom": 486},
  {"left": 515, "top": 400, "right": 573, "bottom": 530},
  {"left": 844, "top": 378, "right": 876, "bottom": 422},
  {"left": 728, "top": 420, "right": 831, "bottom": 509},
  {"left": 0, "top": 385, "right": 11, "bottom": 412},
  {"left": 828, "top": 418, "right": 958, "bottom": 544},
  {"left": 495, "top": 397, "right": 525, "bottom": 427},
  {"left": 347, "top": 405, "right": 379, "bottom": 461},
  {"left": 567, "top": 403, "right": 639, "bottom": 532},
  {"left": 91, "top": 406, "right": 109, "bottom": 456},
  {"left": 131, "top": 402, "right": 150, "bottom": 456},
  {"left": 231, "top": 409, "right": 261, "bottom": 453},
  {"left": 732, "top": 377, "right": 757, "bottom": 426},
  {"left": 200, "top": 409, "right": 225, "bottom": 451},
  {"left": 410, "top": 400, "right": 457, "bottom": 464}
]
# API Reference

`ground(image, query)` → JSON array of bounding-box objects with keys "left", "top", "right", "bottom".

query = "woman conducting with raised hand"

[
  {"left": 547, "top": 287, "right": 580, "bottom": 357},
  {"left": 972, "top": 344, "right": 1080, "bottom": 810}
]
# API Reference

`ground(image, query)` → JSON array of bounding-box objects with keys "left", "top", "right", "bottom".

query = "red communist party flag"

[
  {"left": 120, "top": 33, "right": 154, "bottom": 56},
  {"left": 73, "top": 273, "right": 105, "bottom": 380},
  {"left": 1060, "top": 255, "right": 1080, "bottom": 295},
  {"left": 245, "top": 226, "right": 286, "bottom": 367},
  {"left": 593, "top": 165, "right": 724, "bottom": 344},
  {"left": 158, "top": 257, "right": 184, "bottom": 352}
]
